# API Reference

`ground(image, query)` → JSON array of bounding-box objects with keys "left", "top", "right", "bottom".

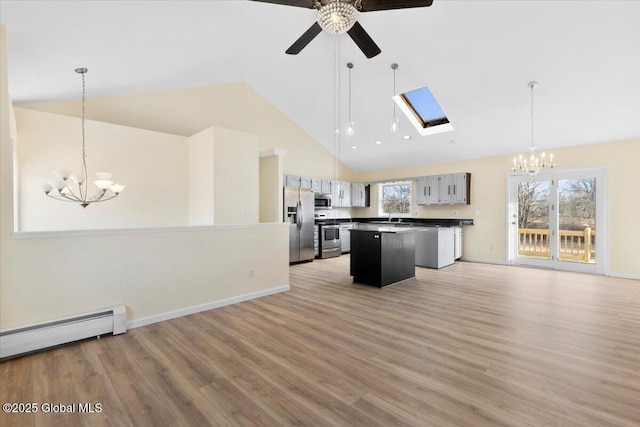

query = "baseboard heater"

[{"left": 0, "top": 305, "right": 126, "bottom": 359}]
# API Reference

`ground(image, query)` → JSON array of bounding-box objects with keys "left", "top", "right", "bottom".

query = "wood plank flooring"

[{"left": 1, "top": 258, "right": 639, "bottom": 426}]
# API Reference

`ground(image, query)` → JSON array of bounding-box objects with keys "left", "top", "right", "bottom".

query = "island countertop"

[{"left": 351, "top": 224, "right": 415, "bottom": 233}]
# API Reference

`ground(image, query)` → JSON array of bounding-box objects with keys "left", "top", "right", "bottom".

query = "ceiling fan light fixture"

[{"left": 317, "top": 1, "right": 358, "bottom": 35}]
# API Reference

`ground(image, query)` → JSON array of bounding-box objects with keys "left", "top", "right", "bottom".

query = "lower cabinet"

[{"left": 415, "top": 227, "right": 455, "bottom": 269}]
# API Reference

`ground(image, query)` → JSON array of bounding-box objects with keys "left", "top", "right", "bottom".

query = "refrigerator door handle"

[{"left": 297, "top": 200, "right": 302, "bottom": 229}]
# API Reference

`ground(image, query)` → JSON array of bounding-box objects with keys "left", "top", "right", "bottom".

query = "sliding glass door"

[{"left": 508, "top": 168, "right": 606, "bottom": 274}]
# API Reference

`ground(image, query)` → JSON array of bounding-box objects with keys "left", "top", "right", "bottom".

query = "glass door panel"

[
  {"left": 510, "top": 174, "right": 555, "bottom": 268},
  {"left": 517, "top": 180, "right": 551, "bottom": 260},
  {"left": 509, "top": 168, "right": 605, "bottom": 274},
  {"left": 557, "top": 178, "right": 597, "bottom": 264}
]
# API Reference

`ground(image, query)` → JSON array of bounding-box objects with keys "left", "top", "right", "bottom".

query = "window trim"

[{"left": 378, "top": 181, "right": 412, "bottom": 218}]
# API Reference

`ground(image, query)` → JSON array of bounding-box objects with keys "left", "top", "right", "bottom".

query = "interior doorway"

[{"left": 508, "top": 167, "right": 606, "bottom": 274}]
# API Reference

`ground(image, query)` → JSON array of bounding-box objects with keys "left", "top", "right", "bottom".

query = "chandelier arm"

[
  {"left": 47, "top": 194, "right": 83, "bottom": 203},
  {"left": 88, "top": 193, "right": 120, "bottom": 203}
]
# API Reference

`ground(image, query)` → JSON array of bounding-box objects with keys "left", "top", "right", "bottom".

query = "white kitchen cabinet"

[
  {"left": 416, "top": 177, "right": 428, "bottom": 205},
  {"left": 439, "top": 174, "right": 453, "bottom": 204},
  {"left": 415, "top": 227, "right": 455, "bottom": 268},
  {"left": 426, "top": 176, "right": 439, "bottom": 205},
  {"left": 311, "top": 178, "right": 321, "bottom": 193},
  {"left": 452, "top": 173, "right": 471, "bottom": 205},
  {"left": 342, "top": 182, "right": 352, "bottom": 207},
  {"left": 285, "top": 175, "right": 301, "bottom": 187},
  {"left": 331, "top": 180, "right": 351, "bottom": 207},
  {"left": 420, "top": 173, "right": 471, "bottom": 206},
  {"left": 351, "top": 183, "right": 369, "bottom": 207},
  {"left": 321, "top": 180, "right": 331, "bottom": 195},
  {"left": 300, "top": 176, "right": 312, "bottom": 190}
]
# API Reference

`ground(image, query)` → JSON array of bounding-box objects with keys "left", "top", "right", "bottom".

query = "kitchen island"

[{"left": 350, "top": 225, "right": 415, "bottom": 288}]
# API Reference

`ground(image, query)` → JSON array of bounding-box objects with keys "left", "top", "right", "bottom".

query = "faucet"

[{"left": 388, "top": 206, "right": 393, "bottom": 223}]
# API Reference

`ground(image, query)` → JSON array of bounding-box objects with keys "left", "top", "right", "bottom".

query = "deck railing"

[{"left": 518, "top": 227, "right": 595, "bottom": 262}]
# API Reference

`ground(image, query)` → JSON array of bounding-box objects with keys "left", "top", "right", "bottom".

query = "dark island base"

[
  {"left": 350, "top": 228, "right": 416, "bottom": 288},
  {"left": 352, "top": 275, "right": 415, "bottom": 288}
]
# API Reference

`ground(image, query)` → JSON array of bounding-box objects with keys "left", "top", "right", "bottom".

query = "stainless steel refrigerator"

[{"left": 284, "top": 186, "right": 314, "bottom": 263}]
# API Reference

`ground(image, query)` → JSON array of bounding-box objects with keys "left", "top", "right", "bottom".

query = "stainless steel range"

[{"left": 318, "top": 224, "right": 341, "bottom": 259}]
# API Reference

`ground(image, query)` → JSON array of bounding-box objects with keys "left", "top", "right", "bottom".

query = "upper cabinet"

[
  {"left": 285, "top": 175, "right": 301, "bottom": 187},
  {"left": 416, "top": 173, "right": 471, "bottom": 206},
  {"left": 331, "top": 180, "right": 351, "bottom": 207},
  {"left": 452, "top": 173, "right": 470, "bottom": 204},
  {"left": 311, "top": 178, "right": 321, "bottom": 193},
  {"left": 300, "top": 176, "right": 312, "bottom": 190},
  {"left": 416, "top": 177, "right": 428, "bottom": 205},
  {"left": 426, "top": 176, "right": 440, "bottom": 205},
  {"left": 320, "top": 179, "right": 331, "bottom": 195},
  {"left": 351, "top": 183, "right": 370, "bottom": 207}
]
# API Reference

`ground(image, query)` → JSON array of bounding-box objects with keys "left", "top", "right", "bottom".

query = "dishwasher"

[
  {"left": 340, "top": 223, "right": 355, "bottom": 253},
  {"left": 415, "top": 227, "right": 455, "bottom": 269}
]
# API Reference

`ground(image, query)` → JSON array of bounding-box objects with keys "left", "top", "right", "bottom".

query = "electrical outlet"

[
  {"left": 243, "top": 211, "right": 251, "bottom": 218},
  {"left": 248, "top": 268, "right": 254, "bottom": 279}
]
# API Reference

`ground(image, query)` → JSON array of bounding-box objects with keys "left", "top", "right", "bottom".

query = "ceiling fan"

[{"left": 250, "top": 0, "right": 434, "bottom": 58}]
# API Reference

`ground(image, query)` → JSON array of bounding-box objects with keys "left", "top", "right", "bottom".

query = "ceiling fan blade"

[
  {"left": 286, "top": 22, "right": 323, "bottom": 55},
  {"left": 249, "top": 0, "right": 316, "bottom": 9},
  {"left": 347, "top": 21, "right": 382, "bottom": 59},
  {"left": 360, "top": 0, "right": 433, "bottom": 12}
]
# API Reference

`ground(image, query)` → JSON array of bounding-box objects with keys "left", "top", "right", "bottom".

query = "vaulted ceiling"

[{"left": 1, "top": 0, "right": 639, "bottom": 172}]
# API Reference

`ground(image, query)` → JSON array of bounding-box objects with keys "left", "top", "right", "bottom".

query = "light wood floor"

[{"left": 1, "top": 258, "right": 639, "bottom": 426}]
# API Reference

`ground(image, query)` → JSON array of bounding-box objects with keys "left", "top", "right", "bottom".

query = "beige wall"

[
  {"left": 259, "top": 153, "right": 284, "bottom": 223},
  {"left": 187, "top": 128, "right": 215, "bottom": 225},
  {"left": 353, "top": 140, "right": 640, "bottom": 277},
  {"left": 1, "top": 28, "right": 289, "bottom": 331},
  {"left": 2, "top": 225, "right": 288, "bottom": 329},
  {"left": 212, "top": 127, "right": 259, "bottom": 224},
  {"left": 188, "top": 126, "right": 260, "bottom": 225},
  {"left": 22, "top": 82, "right": 356, "bottom": 182},
  {"left": 16, "top": 108, "right": 189, "bottom": 231}
]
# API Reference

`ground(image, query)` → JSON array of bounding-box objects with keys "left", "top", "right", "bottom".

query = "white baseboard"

[
  {"left": 606, "top": 272, "right": 640, "bottom": 280},
  {"left": 459, "top": 257, "right": 509, "bottom": 266},
  {"left": 127, "top": 284, "right": 291, "bottom": 329}
]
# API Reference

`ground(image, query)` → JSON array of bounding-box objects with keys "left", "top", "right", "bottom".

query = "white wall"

[
  {"left": 188, "top": 126, "right": 260, "bottom": 225},
  {"left": 259, "top": 151, "right": 284, "bottom": 223},
  {"left": 1, "top": 28, "right": 289, "bottom": 331},
  {"left": 212, "top": 127, "right": 259, "bottom": 224},
  {"left": 16, "top": 108, "right": 189, "bottom": 231},
  {"left": 2, "top": 225, "right": 289, "bottom": 329},
  {"left": 188, "top": 128, "right": 215, "bottom": 225}
]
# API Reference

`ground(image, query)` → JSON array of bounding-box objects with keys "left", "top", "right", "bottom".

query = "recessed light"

[
  {"left": 351, "top": 145, "right": 357, "bottom": 150},
  {"left": 403, "top": 134, "right": 411, "bottom": 140},
  {"left": 334, "top": 129, "right": 340, "bottom": 134},
  {"left": 375, "top": 140, "right": 382, "bottom": 145}
]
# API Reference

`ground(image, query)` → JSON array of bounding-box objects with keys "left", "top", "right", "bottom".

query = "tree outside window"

[{"left": 380, "top": 182, "right": 411, "bottom": 216}]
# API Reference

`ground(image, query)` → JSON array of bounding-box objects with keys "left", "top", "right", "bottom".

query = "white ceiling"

[{"left": 2, "top": 0, "right": 639, "bottom": 172}]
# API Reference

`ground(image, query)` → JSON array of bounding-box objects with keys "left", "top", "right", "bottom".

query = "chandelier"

[
  {"left": 512, "top": 81, "right": 555, "bottom": 175},
  {"left": 317, "top": 1, "right": 358, "bottom": 35},
  {"left": 42, "top": 68, "right": 125, "bottom": 208}
]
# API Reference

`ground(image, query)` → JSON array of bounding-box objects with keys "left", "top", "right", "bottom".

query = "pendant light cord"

[
  {"left": 80, "top": 70, "right": 88, "bottom": 200},
  {"left": 530, "top": 82, "right": 535, "bottom": 150}
]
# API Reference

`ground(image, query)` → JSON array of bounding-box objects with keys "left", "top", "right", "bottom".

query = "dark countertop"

[{"left": 316, "top": 217, "right": 473, "bottom": 227}]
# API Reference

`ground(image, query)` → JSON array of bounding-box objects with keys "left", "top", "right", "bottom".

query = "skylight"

[{"left": 393, "top": 86, "right": 454, "bottom": 136}]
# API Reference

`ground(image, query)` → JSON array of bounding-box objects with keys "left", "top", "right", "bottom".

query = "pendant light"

[
  {"left": 346, "top": 62, "right": 355, "bottom": 136},
  {"left": 42, "top": 68, "right": 125, "bottom": 208},
  {"left": 512, "top": 81, "right": 556, "bottom": 175},
  {"left": 390, "top": 63, "right": 400, "bottom": 133}
]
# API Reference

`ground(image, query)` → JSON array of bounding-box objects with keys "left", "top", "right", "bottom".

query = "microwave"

[{"left": 314, "top": 194, "right": 332, "bottom": 210}]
